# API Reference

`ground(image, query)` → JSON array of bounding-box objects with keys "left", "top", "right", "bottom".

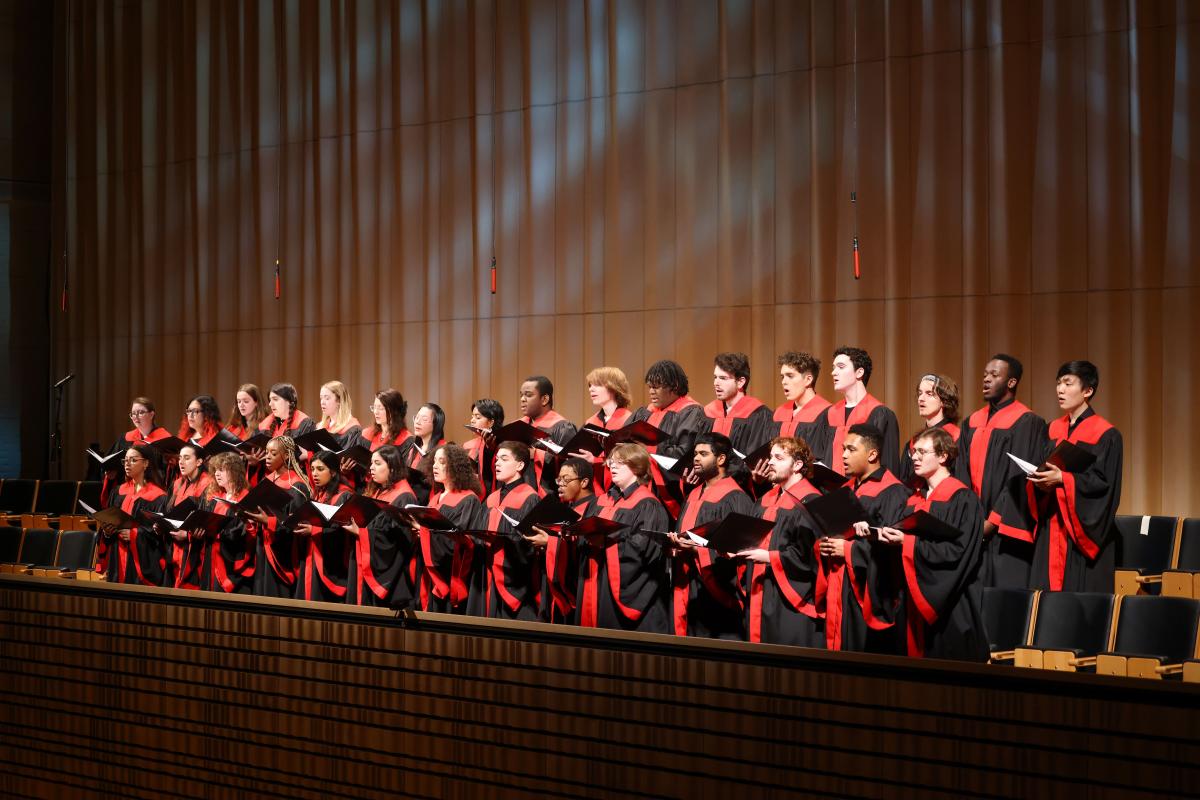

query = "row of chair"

[
  {"left": 1113, "top": 515, "right": 1200, "bottom": 598},
  {"left": 0, "top": 526, "right": 97, "bottom": 577},
  {"left": 983, "top": 587, "right": 1200, "bottom": 680},
  {"left": 0, "top": 479, "right": 102, "bottom": 518}
]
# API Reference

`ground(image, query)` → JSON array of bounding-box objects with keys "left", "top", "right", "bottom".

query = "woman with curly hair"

[{"left": 413, "top": 442, "right": 486, "bottom": 614}]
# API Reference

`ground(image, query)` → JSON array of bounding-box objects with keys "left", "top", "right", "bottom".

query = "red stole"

[
  {"left": 827, "top": 394, "right": 884, "bottom": 475},
  {"left": 672, "top": 476, "right": 742, "bottom": 636},
  {"left": 773, "top": 395, "right": 831, "bottom": 437},
  {"left": 585, "top": 407, "right": 632, "bottom": 491},
  {"left": 1026, "top": 414, "right": 1112, "bottom": 590},
  {"left": 644, "top": 395, "right": 701, "bottom": 517},
  {"left": 522, "top": 411, "right": 569, "bottom": 495},
  {"left": 748, "top": 479, "right": 820, "bottom": 643},
  {"left": 703, "top": 395, "right": 766, "bottom": 437},
  {"left": 168, "top": 472, "right": 212, "bottom": 589},
  {"left": 485, "top": 482, "right": 538, "bottom": 613}
]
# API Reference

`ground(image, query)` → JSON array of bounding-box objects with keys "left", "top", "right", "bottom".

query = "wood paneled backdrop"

[{"left": 52, "top": 1, "right": 1199, "bottom": 516}]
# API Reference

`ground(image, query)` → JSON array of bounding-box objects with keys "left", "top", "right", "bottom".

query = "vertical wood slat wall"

[
  {"left": 1, "top": 576, "right": 1198, "bottom": 799},
  {"left": 52, "top": 1, "right": 1200, "bottom": 516}
]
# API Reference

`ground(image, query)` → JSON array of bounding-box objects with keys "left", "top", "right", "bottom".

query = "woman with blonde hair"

[
  {"left": 570, "top": 366, "right": 634, "bottom": 492},
  {"left": 315, "top": 380, "right": 362, "bottom": 447}
]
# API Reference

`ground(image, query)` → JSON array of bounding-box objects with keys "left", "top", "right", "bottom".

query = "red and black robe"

[
  {"left": 481, "top": 480, "right": 542, "bottom": 621},
  {"left": 898, "top": 476, "right": 988, "bottom": 662},
  {"left": 521, "top": 411, "right": 579, "bottom": 496},
  {"left": 258, "top": 410, "right": 317, "bottom": 440},
  {"left": 897, "top": 420, "right": 961, "bottom": 487},
  {"left": 346, "top": 480, "right": 418, "bottom": 608},
  {"left": 772, "top": 395, "right": 832, "bottom": 459},
  {"left": 295, "top": 485, "right": 355, "bottom": 603},
  {"left": 1027, "top": 408, "right": 1122, "bottom": 593},
  {"left": 703, "top": 395, "right": 774, "bottom": 458},
  {"left": 630, "top": 396, "right": 707, "bottom": 521},
  {"left": 581, "top": 406, "right": 633, "bottom": 492},
  {"left": 955, "top": 399, "right": 1047, "bottom": 588},
  {"left": 822, "top": 393, "right": 902, "bottom": 477},
  {"left": 416, "top": 488, "right": 488, "bottom": 614},
  {"left": 101, "top": 480, "right": 168, "bottom": 586},
  {"left": 745, "top": 478, "right": 823, "bottom": 647},
  {"left": 815, "top": 468, "right": 911, "bottom": 653},
  {"left": 576, "top": 485, "right": 671, "bottom": 634},
  {"left": 204, "top": 489, "right": 258, "bottom": 594},
  {"left": 463, "top": 436, "right": 497, "bottom": 496},
  {"left": 252, "top": 469, "right": 311, "bottom": 598},
  {"left": 540, "top": 494, "right": 599, "bottom": 624},
  {"left": 672, "top": 476, "right": 758, "bottom": 640},
  {"left": 100, "top": 426, "right": 172, "bottom": 507},
  {"left": 165, "top": 472, "right": 213, "bottom": 590}
]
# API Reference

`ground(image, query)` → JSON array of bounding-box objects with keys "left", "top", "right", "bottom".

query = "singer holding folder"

[
  {"left": 100, "top": 444, "right": 169, "bottom": 585},
  {"left": 1026, "top": 361, "right": 1123, "bottom": 593},
  {"left": 413, "top": 443, "right": 487, "bottom": 614},
  {"left": 344, "top": 445, "right": 418, "bottom": 607},
  {"left": 293, "top": 451, "right": 355, "bottom": 603}
]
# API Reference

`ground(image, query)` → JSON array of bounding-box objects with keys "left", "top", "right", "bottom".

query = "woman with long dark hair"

[
  {"left": 345, "top": 444, "right": 419, "bottom": 607},
  {"left": 258, "top": 383, "right": 317, "bottom": 440},
  {"left": 100, "top": 443, "right": 169, "bottom": 586},
  {"left": 294, "top": 450, "right": 355, "bottom": 602},
  {"left": 165, "top": 442, "right": 213, "bottom": 590},
  {"left": 226, "top": 384, "right": 268, "bottom": 441}
]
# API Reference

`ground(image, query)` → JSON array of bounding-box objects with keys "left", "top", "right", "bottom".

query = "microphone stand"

[{"left": 49, "top": 374, "right": 72, "bottom": 480}]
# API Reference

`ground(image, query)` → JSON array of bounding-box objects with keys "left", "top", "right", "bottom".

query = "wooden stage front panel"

[{"left": 0, "top": 575, "right": 1196, "bottom": 799}]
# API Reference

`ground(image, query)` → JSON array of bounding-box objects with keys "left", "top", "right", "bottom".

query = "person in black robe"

[
  {"left": 771, "top": 352, "right": 832, "bottom": 462},
  {"left": 670, "top": 433, "right": 758, "bottom": 640},
  {"left": 100, "top": 445, "right": 169, "bottom": 586},
  {"left": 954, "top": 354, "right": 1048, "bottom": 588},
  {"left": 258, "top": 382, "right": 318, "bottom": 440},
  {"left": 527, "top": 456, "right": 596, "bottom": 623},
  {"left": 735, "top": 436, "right": 825, "bottom": 647},
  {"left": 293, "top": 450, "right": 354, "bottom": 603},
  {"left": 480, "top": 441, "right": 543, "bottom": 620},
  {"left": 163, "top": 443, "right": 214, "bottom": 590},
  {"left": 96, "top": 397, "right": 173, "bottom": 506},
  {"left": 703, "top": 352, "right": 774, "bottom": 459},
  {"left": 463, "top": 398, "right": 504, "bottom": 496},
  {"left": 820, "top": 346, "right": 902, "bottom": 476},
  {"left": 245, "top": 436, "right": 311, "bottom": 597},
  {"left": 630, "top": 359, "right": 709, "bottom": 521},
  {"left": 816, "top": 424, "right": 911, "bottom": 654},
  {"left": 202, "top": 452, "right": 258, "bottom": 594},
  {"left": 519, "top": 376, "right": 578, "bottom": 496},
  {"left": 573, "top": 443, "right": 672, "bottom": 634},
  {"left": 898, "top": 374, "right": 962, "bottom": 487},
  {"left": 877, "top": 428, "right": 987, "bottom": 662},
  {"left": 345, "top": 444, "right": 418, "bottom": 608},
  {"left": 413, "top": 443, "right": 488, "bottom": 615},
  {"left": 1027, "top": 361, "right": 1123, "bottom": 593}
]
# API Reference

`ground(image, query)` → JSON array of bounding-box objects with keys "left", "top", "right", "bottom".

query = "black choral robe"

[
  {"left": 252, "top": 470, "right": 311, "bottom": 597},
  {"left": 203, "top": 489, "right": 258, "bottom": 594},
  {"left": 823, "top": 393, "right": 902, "bottom": 477},
  {"left": 673, "top": 476, "right": 758, "bottom": 640},
  {"left": 294, "top": 486, "right": 355, "bottom": 603},
  {"left": 630, "top": 395, "right": 708, "bottom": 521},
  {"left": 955, "top": 399, "right": 1048, "bottom": 589},
  {"left": 703, "top": 395, "right": 775, "bottom": 459},
  {"left": 415, "top": 488, "right": 488, "bottom": 614},
  {"left": 541, "top": 493, "right": 600, "bottom": 624},
  {"left": 816, "top": 468, "right": 910, "bottom": 654},
  {"left": 897, "top": 421, "right": 961, "bottom": 487},
  {"left": 746, "top": 478, "right": 824, "bottom": 647},
  {"left": 897, "top": 476, "right": 988, "bottom": 662},
  {"left": 482, "top": 480, "right": 542, "bottom": 621},
  {"left": 102, "top": 480, "right": 169, "bottom": 586},
  {"left": 521, "top": 410, "right": 578, "bottom": 496},
  {"left": 165, "top": 472, "right": 213, "bottom": 590},
  {"left": 346, "top": 480, "right": 418, "bottom": 608},
  {"left": 771, "top": 395, "right": 832, "bottom": 462},
  {"left": 575, "top": 483, "right": 671, "bottom": 634},
  {"left": 1028, "top": 408, "right": 1122, "bottom": 593}
]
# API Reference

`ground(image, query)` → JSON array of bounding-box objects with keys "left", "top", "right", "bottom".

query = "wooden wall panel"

[
  {"left": 44, "top": 0, "right": 1200, "bottom": 517},
  {"left": 1, "top": 577, "right": 1198, "bottom": 799}
]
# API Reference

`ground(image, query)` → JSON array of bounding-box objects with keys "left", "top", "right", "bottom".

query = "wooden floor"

[{"left": 0, "top": 575, "right": 1196, "bottom": 799}]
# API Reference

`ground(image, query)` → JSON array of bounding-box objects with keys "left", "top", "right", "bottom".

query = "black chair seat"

[
  {"left": 0, "top": 479, "right": 38, "bottom": 514},
  {"left": 1109, "top": 595, "right": 1200, "bottom": 662},
  {"left": 1028, "top": 592, "right": 1116, "bottom": 657},
  {"left": 34, "top": 480, "right": 79, "bottom": 515},
  {"left": 55, "top": 530, "right": 97, "bottom": 570},
  {"left": 982, "top": 587, "right": 1037, "bottom": 651},
  {"left": 0, "top": 526, "right": 22, "bottom": 562},
  {"left": 18, "top": 528, "right": 58, "bottom": 567}
]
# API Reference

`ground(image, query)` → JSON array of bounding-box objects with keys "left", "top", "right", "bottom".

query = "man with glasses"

[{"left": 535, "top": 457, "right": 600, "bottom": 624}]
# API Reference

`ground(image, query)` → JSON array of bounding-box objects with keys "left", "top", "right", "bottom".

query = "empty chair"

[
  {"left": 0, "top": 479, "right": 38, "bottom": 515},
  {"left": 75, "top": 481, "right": 102, "bottom": 513},
  {"left": 1113, "top": 515, "right": 1178, "bottom": 596},
  {"left": 1014, "top": 592, "right": 1116, "bottom": 671},
  {"left": 55, "top": 530, "right": 97, "bottom": 571},
  {"left": 982, "top": 587, "right": 1039, "bottom": 662},
  {"left": 0, "top": 526, "right": 22, "bottom": 563},
  {"left": 18, "top": 528, "right": 58, "bottom": 567},
  {"left": 1096, "top": 595, "right": 1200, "bottom": 679},
  {"left": 34, "top": 480, "right": 79, "bottom": 516},
  {"left": 1162, "top": 519, "right": 1200, "bottom": 599}
]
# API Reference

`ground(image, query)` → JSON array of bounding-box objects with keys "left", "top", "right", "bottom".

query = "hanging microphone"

[{"left": 54, "top": 374, "right": 75, "bottom": 388}]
